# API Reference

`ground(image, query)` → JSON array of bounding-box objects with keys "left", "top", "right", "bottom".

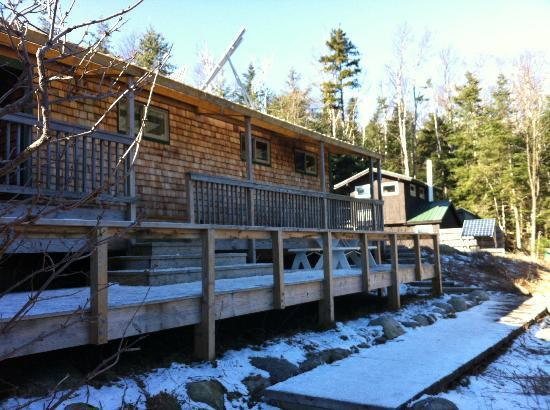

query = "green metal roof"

[{"left": 407, "top": 200, "right": 452, "bottom": 224}]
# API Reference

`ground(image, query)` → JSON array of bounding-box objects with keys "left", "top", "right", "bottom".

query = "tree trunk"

[{"left": 511, "top": 198, "right": 522, "bottom": 251}]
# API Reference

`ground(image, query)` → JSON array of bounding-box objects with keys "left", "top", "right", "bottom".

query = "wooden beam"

[
  {"left": 369, "top": 157, "right": 374, "bottom": 200},
  {"left": 194, "top": 229, "right": 216, "bottom": 361},
  {"left": 320, "top": 142, "right": 328, "bottom": 229},
  {"left": 413, "top": 234, "right": 423, "bottom": 281},
  {"left": 388, "top": 234, "right": 400, "bottom": 311},
  {"left": 186, "top": 174, "right": 195, "bottom": 223},
  {"left": 126, "top": 80, "right": 137, "bottom": 221},
  {"left": 432, "top": 234, "right": 443, "bottom": 297},
  {"left": 319, "top": 232, "right": 334, "bottom": 326},
  {"left": 272, "top": 230, "right": 285, "bottom": 309},
  {"left": 359, "top": 233, "right": 370, "bottom": 293},
  {"left": 90, "top": 227, "right": 108, "bottom": 345},
  {"left": 244, "top": 116, "right": 256, "bottom": 261}
]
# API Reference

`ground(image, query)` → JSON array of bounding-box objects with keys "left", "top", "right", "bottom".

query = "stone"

[
  {"left": 448, "top": 296, "right": 469, "bottom": 312},
  {"left": 249, "top": 357, "right": 299, "bottom": 383},
  {"left": 411, "top": 397, "right": 459, "bottom": 409},
  {"left": 145, "top": 392, "right": 181, "bottom": 410},
  {"left": 369, "top": 316, "right": 406, "bottom": 339},
  {"left": 64, "top": 404, "right": 98, "bottom": 410},
  {"left": 412, "top": 314, "right": 432, "bottom": 326},
  {"left": 470, "top": 289, "right": 490, "bottom": 302},
  {"left": 401, "top": 321, "right": 421, "bottom": 328},
  {"left": 242, "top": 374, "right": 270, "bottom": 402},
  {"left": 374, "top": 336, "right": 387, "bottom": 345},
  {"left": 187, "top": 380, "right": 226, "bottom": 410},
  {"left": 299, "top": 348, "right": 352, "bottom": 372},
  {"left": 433, "top": 302, "right": 455, "bottom": 313}
]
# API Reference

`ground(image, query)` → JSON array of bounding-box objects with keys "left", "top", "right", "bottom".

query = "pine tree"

[
  {"left": 318, "top": 28, "right": 361, "bottom": 140},
  {"left": 134, "top": 26, "right": 175, "bottom": 75},
  {"left": 88, "top": 22, "right": 112, "bottom": 54}
]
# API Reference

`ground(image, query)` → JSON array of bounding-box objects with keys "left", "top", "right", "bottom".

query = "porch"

[{"left": 0, "top": 113, "right": 384, "bottom": 231}]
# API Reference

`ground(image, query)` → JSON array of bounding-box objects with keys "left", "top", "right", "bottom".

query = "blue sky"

[{"left": 71, "top": 0, "right": 550, "bottom": 121}]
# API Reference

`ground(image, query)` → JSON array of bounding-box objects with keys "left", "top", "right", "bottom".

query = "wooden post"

[
  {"left": 432, "top": 234, "right": 443, "bottom": 297},
  {"left": 126, "top": 79, "right": 137, "bottom": 221},
  {"left": 244, "top": 116, "right": 256, "bottom": 262},
  {"left": 195, "top": 229, "right": 216, "bottom": 361},
  {"left": 187, "top": 174, "right": 195, "bottom": 223},
  {"left": 413, "top": 234, "right": 423, "bottom": 281},
  {"left": 359, "top": 233, "right": 370, "bottom": 293},
  {"left": 272, "top": 230, "right": 285, "bottom": 309},
  {"left": 369, "top": 157, "right": 374, "bottom": 199},
  {"left": 376, "top": 158, "right": 383, "bottom": 201},
  {"left": 90, "top": 227, "right": 108, "bottom": 345},
  {"left": 320, "top": 142, "right": 328, "bottom": 229},
  {"left": 319, "top": 231, "right": 334, "bottom": 326},
  {"left": 388, "top": 233, "right": 400, "bottom": 311}
]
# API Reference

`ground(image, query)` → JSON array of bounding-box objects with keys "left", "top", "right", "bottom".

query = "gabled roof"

[
  {"left": 334, "top": 167, "right": 436, "bottom": 191},
  {"left": 407, "top": 200, "right": 456, "bottom": 224}
]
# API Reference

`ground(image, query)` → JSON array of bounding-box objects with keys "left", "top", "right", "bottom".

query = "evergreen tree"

[
  {"left": 88, "top": 22, "right": 112, "bottom": 54},
  {"left": 318, "top": 28, "right": 361, "bottom": 140},
  {"left": 134, "top": 26, "right": 175, "bottom": 75}
]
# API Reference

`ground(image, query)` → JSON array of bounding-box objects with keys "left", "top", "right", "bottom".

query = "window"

[
  {"left": 294, "top": 150, "right": 317, "bottom": 176},
  {"left": 240, "top": 133, "right": 271, "bottom": 165},
  {"left": 354, "top": 184, "right": 371, "bottom": 199},
  {"left": 118, "top": 101, "right": 169, "bottom": 143},
  {"left": 382, "top": 181, "right": 399, "bottom": 196},
  {"left": 418, "top": 186, "right": 426, "bottom": 200},
  {"left": 409, "top": 183, "right": 417, "bottom": 197}
]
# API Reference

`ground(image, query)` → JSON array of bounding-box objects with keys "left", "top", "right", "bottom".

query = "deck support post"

[
  {"left": 126, "top": 79, "right": 137, "bottom": 222},
  {"left": 194, "top": 229, "right": 216, "bottom": 361},
  {"left": 359, "top": 233, "right": 370, "bottom": 293},
  {"left": 90, "top": 227, "right": 108, "bottom": 345},
  {"left": 413, "top": 234, "right": 423, "bottom": 281},
  {"left": 388, "top": 233, "right": 400, "bottom": 311},
  {"left": 186, "top": 173, "right": 195, "bottom": 223},
  {"left": 272, "top": 230, "right": 285, "bottom": 309},
  {"left": 431, "top": 234, "right": 443, "bottom": 297},
  {"left": 320, "top": 142, "right": 328, "bottom": 229},
  {"left": 319, "top": 231, "right": 334, "bottom": 326},
  {"left": 244, "top": 115, "right": 256, "bottom": 262}
]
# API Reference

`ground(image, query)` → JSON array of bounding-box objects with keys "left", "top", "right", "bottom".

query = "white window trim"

[
  {"left": 409, "top": 183, "right": 417, "bottom": 197},
  {"left": 418, "top": 186, "right": 426, "bottom": 200},
  {"left": 354, "top": 184, "right": 371, "bottom": 199},
  {"left": 382, "top": 181, "right": 399, "bottom": 196}
]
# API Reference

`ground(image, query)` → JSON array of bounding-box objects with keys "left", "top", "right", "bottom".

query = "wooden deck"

[{"left": 0, "top": 219, "right": 442, "bottom": 361}]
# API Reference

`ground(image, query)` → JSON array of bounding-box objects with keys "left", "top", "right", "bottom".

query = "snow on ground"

[
  {"left": 3, "top": 292, "right": 458, "bottom": 410},
  {"left": 424, "top": 317, "right": 550, "bottom": 410}
]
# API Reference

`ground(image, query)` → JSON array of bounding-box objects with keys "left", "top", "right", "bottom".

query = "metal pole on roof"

[{"left": 201, "top": 27, "right": 253, "bottom": 107}]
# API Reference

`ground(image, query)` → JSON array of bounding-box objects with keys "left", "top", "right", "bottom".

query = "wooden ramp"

[{"left": 264, "top": 294, "right": 548, "bottom": 410}]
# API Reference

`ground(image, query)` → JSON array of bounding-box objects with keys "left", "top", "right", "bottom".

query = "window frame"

[
  {"left": 294, "top": 149, "right": 318, "bottom": 176},
  {"left": 418, "top": 186, "right": 426, "bottom": 200},
  {"left": 354, "top": 184, "right": 372, "bottom": 199},
  {"left": 381, "top": 181, "right": 399, "bottom": 196},
  {"left": 118, "top": 100, "right": 170, "bottom": 144},
  {"left": 240, "top": 133, "right": 272, "bottom": 166},
  {"left": 409, "top": 183, "right": 417, "bottom": 197}
]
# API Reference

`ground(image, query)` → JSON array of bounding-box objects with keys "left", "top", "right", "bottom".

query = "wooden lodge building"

[{"left": 0, "top": 30, "right": 442, "bottom": 361}]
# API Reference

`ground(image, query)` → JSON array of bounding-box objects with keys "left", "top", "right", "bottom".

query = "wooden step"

[
  {"left": 109, "top": 263, "right": 274, "bottom": 286},
  {"left": 109, "top": 252, "right": 247, "bottom": 270},
  {"left": 130, "top": 240, "right": 203, "bottom": 256}
]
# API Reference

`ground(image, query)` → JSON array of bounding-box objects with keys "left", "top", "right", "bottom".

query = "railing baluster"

[
  {"left": 91, "top": 138, "right": 96, "bottom": 190},
  {"left": 114, "top": 143, "right": 120, "bottom": 197},
  {"left": 64, "top": 134, "right": 70, "bottom": 191},
  {"left": 46, "top": 141, "right": 51, "bottom": 190},
  {"left": 55, "top": 132, "right": 61, "bottom": 191},
  {"left": 15, "top": 124, "right": 21, "bottom": 186},
  {"left": 5, "top": 123, "right": 11, "bottom": 184},
  {"left": 107, "top": 142, "right": 112, "bottom": 195},
  {"left": 99, "top": 140, "right": 104, "bottom": 188},
  {"left": 73, "top": 137, "right": 79, "bottom": 192},
  {"left": 82, "top": 136, "right": 87, "bottom": 192}
]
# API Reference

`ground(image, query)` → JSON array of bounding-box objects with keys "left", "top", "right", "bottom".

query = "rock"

[
  {"left": 145, "top": 392, "right": 181, "bottom": 410},
  {"left": 433, "top": 302, "right": 454, "bottom": 313},
  {"left": 411, "top": 397, "right": 459, "bottom": 409},
  {"left": 374, "top": 336, "right": 387, "bottom": 345},
  {"left": 187, "top": 380, "right": 226, "bottom": 410},
  {"left": 64, "top": 404, "right": 98, "bottom": 410},
  {"left": 412, "top": 314, "right": 432, "bottom": 326},
  {"left": 470, "top": 289, "right": 490, "bottom": 301},
  {"left": 242, "top": 374, "right": 270, "bottom": 402},
  {"left": 249, "top": 357, "right": 299, "bottom": 383},
  {"left": 299, "top": 348, "right": 352, "bottom": 372},
  {"left": 448, "top": 296, "right": 469, "bottom": 312},
  {"left": 369, "top": 316, "right": 405, "bottom": 339},
  {"left": 401, "top": 321, "right": 420, "bottom": 328}
]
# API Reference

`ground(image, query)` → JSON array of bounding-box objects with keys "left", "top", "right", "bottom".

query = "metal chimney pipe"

[{"left": 426, "top": 159, "right": 434, "bottom": 202}]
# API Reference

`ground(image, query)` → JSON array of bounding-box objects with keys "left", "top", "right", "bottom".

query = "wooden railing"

[
  {"left": 0, "top": 113, "right": 136, "bottom": 204},
  {"left": 187, "top": 173, "right": 384, "bottom": 231}
]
